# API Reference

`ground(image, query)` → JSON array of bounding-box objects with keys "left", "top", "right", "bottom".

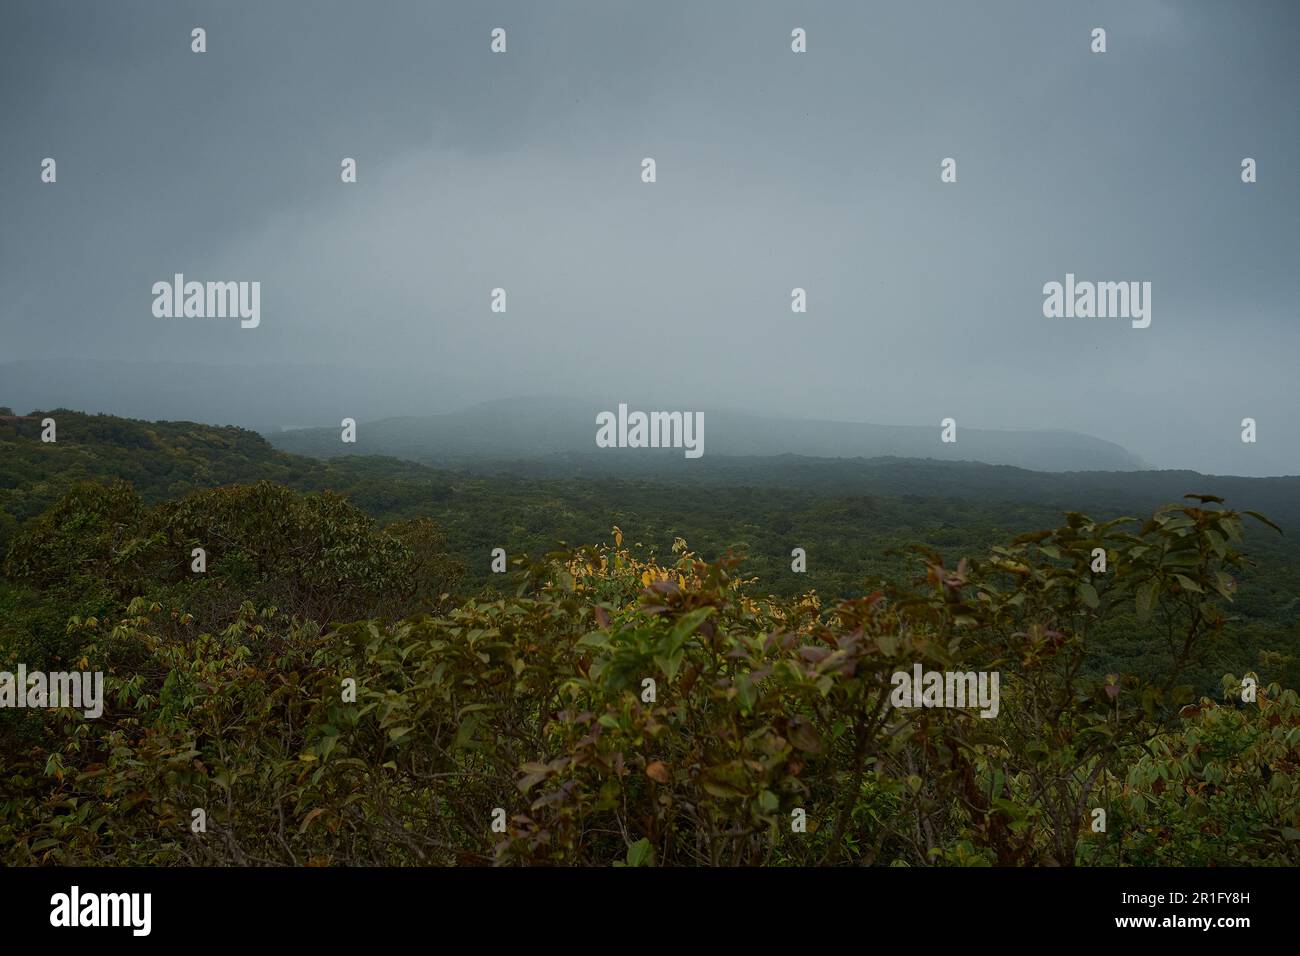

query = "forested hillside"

[
  {"left": 3, "top": 410, "right": 1298, "bottom": 692},
  {"left": 2, "top": 411, "right": 1299, "bottom": 867}
]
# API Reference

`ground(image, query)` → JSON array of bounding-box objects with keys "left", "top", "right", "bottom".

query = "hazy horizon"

[
  {"left": 3, "top": 0, "right": 1298, "bottom": 476},
  {"left": 3, "top": 346, "right": 1298, "bottom": 478}
]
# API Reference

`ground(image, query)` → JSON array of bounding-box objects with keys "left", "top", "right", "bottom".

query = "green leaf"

[
  {"left": 1135, "top": 579, "right": 1158, "bottom": 621},
  {"left": 787, "top": 717, "right": 821, "bottom": 753},
  {"left": 700, "top": 764, "right": 748, "bottom": 799},
  {"left": 668, "top": 607, "right": 714, "bottom": 650},
  {"left": 626, "top": 838, "right": 653, "bottom": 867},
  {"left": 654, "top": 646, "right": 685, "bottom": 681},
  {"left": 701, "top": 779, "right": 746, "bottom": 799},
  {"left": 735, "top": 674, "right": 758, "bottom": 712},
  {"left": 453, "top": 714, "right": 479, "bottom": 750},
  {"left": 1077, "top": 582, "right": 1099, "bottom": 609},
  {"left": 988, "top": 769, "right": 1005, "bottom": 799}
]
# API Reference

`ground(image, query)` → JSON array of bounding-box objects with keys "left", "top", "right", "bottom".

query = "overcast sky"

[{"left": 2, "top": 0, "right": 1298, "bottom": 475}]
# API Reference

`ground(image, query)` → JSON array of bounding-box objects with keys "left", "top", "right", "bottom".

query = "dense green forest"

[
  {"left": 2, "top": 410, "right": 1298, "bottom": 865},
  {"left": 5, "top": 410, "right": 1297, "bottom": 692}
]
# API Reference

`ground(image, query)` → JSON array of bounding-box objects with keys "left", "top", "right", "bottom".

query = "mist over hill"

[
  {"left": 8, "top": 361, "right": 1297, "bottom": 476},
  {"left": 7, "top": 407, "right": 1299, "bottom": 547},
  {"left": 4, "top": 362, "right": 1141, "bottom": 472},
  {"left": 3, "top": 360, "right": 1147, "bottom": 470},
  {"left": 0, "top": 360, "right": 482, "bottom": 434},
  {"left": 268, "top": 396, "right": 1147, "bottom": 473}
]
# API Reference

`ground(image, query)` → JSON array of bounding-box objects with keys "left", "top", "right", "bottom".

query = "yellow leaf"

[{"left": 641, "top": 570, "right": 652, "bottom": 587}]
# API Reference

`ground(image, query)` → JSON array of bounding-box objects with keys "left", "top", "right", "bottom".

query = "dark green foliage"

[
  {"left": 1, "top": 480, "right": 462, "bottom": 668},
  {"left": 1, "top": 498, "right": 1295, "bottom": 866},
  {"left": 1, "top": 411, "right": 1297, "bottom": 866},
  {"left": 2, "top": 410, "right": 1297, "bottom": 692}
]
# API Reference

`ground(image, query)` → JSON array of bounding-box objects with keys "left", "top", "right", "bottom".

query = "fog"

[{"left": 2, "top": 0, "right": 1298, "bottom": 475}]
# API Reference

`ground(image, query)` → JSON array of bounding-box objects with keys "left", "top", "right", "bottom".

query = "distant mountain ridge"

[
  {"left": 5, "top": 409, "right": 1298, "bottom": 552},
  {"left": 5, "top": 360, "right": 1296, "bottom": 477},
  {"left": 269, "top": 396, "right": 1147, "bottom": 473}
]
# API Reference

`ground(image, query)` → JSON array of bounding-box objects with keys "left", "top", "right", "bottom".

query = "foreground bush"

[{"left": 1, "top": 493, "right": 1294, "bottom": 866}]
